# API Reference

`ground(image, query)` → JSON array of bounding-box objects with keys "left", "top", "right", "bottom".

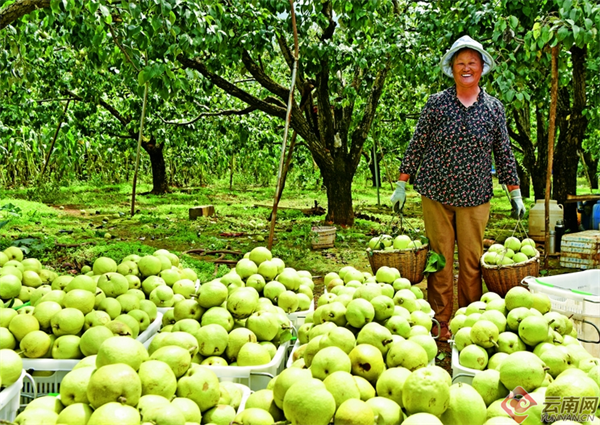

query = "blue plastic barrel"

[{"left": 593, "top": 202, "right": 600, "bottom": 230}]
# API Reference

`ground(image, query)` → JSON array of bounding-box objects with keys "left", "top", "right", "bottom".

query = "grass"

[{"left": 0, "top": 177, "right": 593, "bottom": 280}]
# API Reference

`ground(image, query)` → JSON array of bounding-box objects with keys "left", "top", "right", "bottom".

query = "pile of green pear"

[
  {"left": 249, "top": 264, "right": 449, "bottom": 425},
  {"left": 367, "top": 234, "right": 424, "bottom": 251},
  {"left": 0, "top": 250, "right": 193, "bottom": 360},
  {"left": 224, "top": 246, "right": 314, "bottom": 314},
  {"left": 0, "top": 246, "right": 200, "bottom": 312},
  {"left": 450, "top": 286, "right": 600, "bottom": 424},
  {"left": 150, "top": 268, "right": 299, "bottom": 368},
  {"left": 482, "top": 236, "right": 539, "bottom": 266},
  {"left": 7, "top": 336, "right": 253, "bottom": 425}
]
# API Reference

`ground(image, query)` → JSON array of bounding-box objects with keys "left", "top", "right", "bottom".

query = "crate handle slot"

[
  {"left": 451, "top": 373, "right": 475, "bottom": 384},
  {"left": 431, "top": 318, "right": 441, "bottom": 340},
  {"left": 577, "top": 319, "right": 600, "bottom": 345}
]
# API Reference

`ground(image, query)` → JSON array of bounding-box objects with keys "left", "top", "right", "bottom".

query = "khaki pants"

[{"left": 421, "top": 196, "right": 490, "bottom": 322}]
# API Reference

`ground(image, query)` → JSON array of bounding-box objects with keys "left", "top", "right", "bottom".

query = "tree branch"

[
  {"left": 349, "top": 61, "right": 390, "bottom": 168},
  {"left": 108, "top": 23, "right": 140, "bottom": 72},
  {"left": 159, "top": 106, "right": 258, "bottom": 126},
  {"left": 0, "top": 0, "right": 49, "bottom": 31},
  {"left": 320, "top": 1, "right": 336, "bottom": 41},
  {"left": 241, "top": 50, "right": 290, "bottom": 101},
  {"left": 178, "top": 54, "right": 287, "bottom": 120},
  {"left": 66, "top": 89, "right": 135, "bottom": 137}
]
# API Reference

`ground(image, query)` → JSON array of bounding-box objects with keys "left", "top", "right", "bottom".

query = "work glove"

[
  {"left": 391, "top": 181, "right": 407, "bottom": 213},
  {"left": 510, "top": 189, "right": 526, "bottom": 219}
]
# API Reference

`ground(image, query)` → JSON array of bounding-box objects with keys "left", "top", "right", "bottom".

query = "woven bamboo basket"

[
  {"left": 480, "top": 251, "right": 540, "bottom": 297},
  {"left": 311, "top": 226, "right": 336, "bottom": 249},
  {"left": 366, "top": 244, "right": 429, "bottom": 284}
]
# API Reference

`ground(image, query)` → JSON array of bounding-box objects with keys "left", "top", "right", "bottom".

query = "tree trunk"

[
  {"left": 580, "top": 148, "right": 599, "bottom": 190},
  {"left": 368, "top": 149, "right": 383, "bottom": 187},
  {"left": 320, "top": 157, "right": 355, "bottom": 226},
  {"left": 141, "top": 138, "right": 169, "bottom": 194},
  {"left": 516, "top": 161, "right": 530, "bottom": 199},
  {"left": 0, "top": 0, "right": 49, "bottom": 30},
  {"left": 553, "top": 46, "right": 588, "bottom": 233}
]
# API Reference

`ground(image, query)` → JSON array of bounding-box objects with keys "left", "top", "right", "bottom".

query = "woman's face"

[{"left": 452, "top": 49, "right": 483, "bottom": 90}]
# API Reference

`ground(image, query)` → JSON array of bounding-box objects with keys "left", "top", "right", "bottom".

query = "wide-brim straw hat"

[{"left": 440, "top": 35, "right": 496, "bottom": 77}]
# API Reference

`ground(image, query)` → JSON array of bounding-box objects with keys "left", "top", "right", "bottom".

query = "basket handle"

[{"left": 431, "top": 318, "right": 441, "bottom": 340}]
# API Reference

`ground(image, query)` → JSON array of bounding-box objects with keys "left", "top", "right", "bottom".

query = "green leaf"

[
  {"left": 509, "top": 15, "right": 519, "bottom": 29},
  {"left": 532, "top": 22, "right": 541, "bottom": 40},
  {"left": 563, "top": 0, "right": 572, "bottom": 14},
  {"left": 436, "top": 352, "right": 446, "bottom": 361},
  {"left": 584, "top": 18, "right": 593, "bottom": 30},
  {"left": 573, "top": 24, "right": 582, "bottom": 43},
  {"left": 557, "top": 26, "right": 570, "bottom": 41},
  {"left": 424, "top": 250, "right": 446, "bottom": 273}
]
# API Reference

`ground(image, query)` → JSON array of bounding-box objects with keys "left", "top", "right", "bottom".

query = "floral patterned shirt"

[{"left": 399, "top": 86, "right": 520, "bottom": 207}]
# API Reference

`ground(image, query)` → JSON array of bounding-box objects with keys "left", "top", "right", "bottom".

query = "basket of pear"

[
  {"left": 480, "top": 237, "right": 540, "bottom": 297},
  {"left": 366, "top": 234, "right": 429, "bottom": 285}
]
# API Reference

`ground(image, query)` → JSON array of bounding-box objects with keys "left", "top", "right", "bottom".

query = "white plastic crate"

[
  {"left": 19, "top": 313, "right": 161, "bottom": 407},
  {"left": 449, "top": 341, "right": 479, "bottom": 385},
  {"left": 137, "top": 312, "right": 163, "bottom": 343},
  {"left": 288, "top": 299, "right": 315, "bottom": 329},
  {"left": 523, "top": 271, "right": 600, "bottom": 357},
  {"left": 20, "top": 359, "right": 79, "bottom": 406},
  {"left": 144, "top": 334, "right": 288, "bottom": 391},
  {"left": 234, "top": 383, "right": 251, "bottom": 414},
  {"left": 1, "top": 370, "right": 33, "bottom": 422}
]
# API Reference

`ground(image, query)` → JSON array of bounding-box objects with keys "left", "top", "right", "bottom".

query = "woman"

[{"left": 390, "top": 35, "right": 525, "bottom": 341}]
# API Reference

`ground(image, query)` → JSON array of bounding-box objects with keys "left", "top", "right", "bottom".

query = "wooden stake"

[
  {"left": 41, "top": 99, "right": 71, "bottom": 176},
  {"left": 544, "top": 45, "right": 559, "bottom": 268},
  {"left": 268, "top": 0, "right": 299, "bottom": 250},
  {"left": 131, "top": 83, "right": 149, "bottom": 216}
]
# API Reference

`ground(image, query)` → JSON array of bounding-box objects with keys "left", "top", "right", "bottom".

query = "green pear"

[
  {"left": 97, "top": 273, "right": 128, "bottom": 297},
  {"left": 114, "top": 314, "right": 140, "bottom": 338},
  {"left": 52, "top": 334, "right": 83, "bottom": 359},
  {"left": 80, "top": 326, "right": 114, "bottom": 356},
  {"left": 64, "top": 289, "right": 95, "bottom": 314},
  {"left": 349, "top": 343, "right": 385, "bottom": 383},
  {"left": 25, "top": 395, "right": 64, "bottom": 414},
  {"left": 171, "top": 397, "right": 202, "bottom": 424},
  {"left": 96, "top": 336, "right": 148, "bottom": 371},
  {"left": 20, "top": 330, "right": 52, "bottom": 358},
  {"left": 51, "top": 307, "right": 84, "bottom": 337},
  {"left": 138, "top": 359, "right": 177, "bottom": 398},
  {"left": 65, "top": 274, "right": 96, "bottom": 293},
  {"left": 160, "top": 331, "right": 199, "bottom": 357},
  {"left": 87, "top": 363, "right": 141, "bottom": 408},
  {"left": 105, "top": 320, "right": 133, "bottom": 337},
  {"left": 13, "top": 409, "right": 58, "bottom": 425},
  {"left": 227, "top": 287, "right": 259, "bottom": 319},
  {"left": 56, "top": 403, "right": 93, "bottom": 425},
  {"left": 176, "top": 365, "right": 221, "bottom": 412},
  {"left": 59, "top": 366, "right": 96, "bottom": 406},
  {"left": 150, "top": 345, "right": 192, "bottom": 378},
  {"left": 33, "top": 300, "right": 62, "bottom": 330},
  {"left": 87, "top": 402, "right": 140, "bottom": 425},
  {"left": 226, "top": 327, "right": 257, "bottom": 362},
  {"left": 9, "top": 313, "right": 40, "bottom": 341},
  {"left": 96, "top": 297, "right": 122, "bottom": 319},
  {"left": 283, "top": 378, "right": 336, "bottom": 425},
  {"left": 441, "top": 382, "right": 487, "bottom": 424}
]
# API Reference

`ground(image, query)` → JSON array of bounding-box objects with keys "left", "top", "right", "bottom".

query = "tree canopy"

[{"left": 1, "top": 0, "right": 599, "bottom": 229}]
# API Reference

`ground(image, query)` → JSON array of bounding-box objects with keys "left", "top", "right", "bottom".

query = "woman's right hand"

[{"left": 391, "top": 181, "right": 407, "bottom": 212}]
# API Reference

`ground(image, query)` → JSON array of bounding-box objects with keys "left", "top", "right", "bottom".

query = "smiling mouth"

[{"left": 462, "top": 73, "right": 472, "bottom": 77}]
